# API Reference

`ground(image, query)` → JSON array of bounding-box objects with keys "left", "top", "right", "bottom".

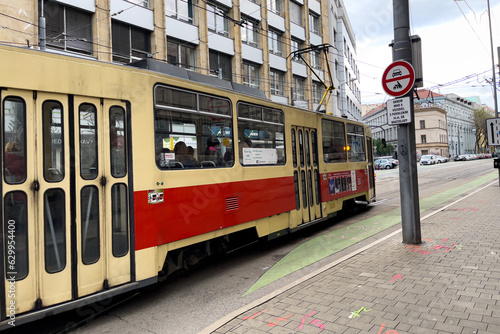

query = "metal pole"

[
  {"left": 487, "top": 0, "right": 498, "bottom": 118},
  {"left": 497, "top": 47, "right": 500, "bottom": 186},
  {"left": 39, "top": 0, "right": 46, "bottom": 50},
  {"left": 393, "top": 0, "right": 421, "bottom": 244}
]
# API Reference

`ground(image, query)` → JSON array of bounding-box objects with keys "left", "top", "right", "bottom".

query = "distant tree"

[
  {"left": 474, "top": 107, "right": 492, "bottom": 153},
  {"left": 374, "top": 138, "right": 395, "bottom": 157}
]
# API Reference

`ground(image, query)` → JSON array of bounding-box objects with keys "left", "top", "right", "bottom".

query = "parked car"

[
  {"left": 420, "top": 155, "right": 437, "bottom": 165},
  {"left": 379, "top": 156, "right": 399, "bottom": 167},
  {"left": 374, "top": 159, "right": 393, "bottom": 169},
  {"left": 387, "top": 158, "right": 399, "bottom": 167},
  {"left": 435, "top": 155, "right": 448, "bottom": 163},
  {"left": 454, "top": 155, "right": 466, "bottom": 161}
]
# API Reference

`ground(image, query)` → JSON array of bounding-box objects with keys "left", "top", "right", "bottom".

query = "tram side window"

[
  {"left": 111, "top": 184, "right": 129, "bottom": 257},
  {"left": 44, "top": 189, "right": 66, "bottom": 273},
  {"left": 237, "top": 103, "right": 285, "bottom": 166},
  {"left": 81, "top": 186, "right": 100, "bottom": 264},
  {"left": 43, "top": 101, "right": 65, "bottom": 182},
  {"left": 110, "top": 106, "right": 127, "bottom": 178},
  {"left": 3, "top": 97, "right": 27, "bottom": 184},
  {"left": 322, "top": 119, "right": 347, "bottom": 163},
  {"left": 4, "top": 191, "right": 29, "bottom": 281},
  {"left": 347, "top": 124, "right": 366, "bottom": 162},
  {"left": 154, "top": 85, "right": 233, "bottom": 169},
  {"left": 79, "top": 104, "right": 98, "bottom": 179}
]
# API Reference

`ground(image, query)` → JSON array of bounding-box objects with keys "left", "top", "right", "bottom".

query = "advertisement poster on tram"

[{"left": 326, "top": 170, "right": 361, "bottom": 198}]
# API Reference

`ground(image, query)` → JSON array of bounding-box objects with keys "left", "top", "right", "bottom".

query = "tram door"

[
  {"left": 291, "top": 126, "right": 322, "bottom": 228},
  {"left": 366, "top": 137, "right": 376, "bottom": 200},
  {"left": 1, "top": 91, "right": 131, "bottom": 318},
  {"left": 73, "top": 97, "right": 131, "bottom": 297}
]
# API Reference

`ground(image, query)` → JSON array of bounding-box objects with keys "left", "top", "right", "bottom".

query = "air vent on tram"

[{"left": 225, "top": 196, "right": 239, "bottom": 212}]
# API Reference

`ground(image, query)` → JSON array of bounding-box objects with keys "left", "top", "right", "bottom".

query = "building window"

[
  {"left": 309, "top": 12, "right": 320, "bottom": 34},
  {"left": 166, "top": 0, "right": 194, "bottom": 23},
  {"left": 290, "top": 1, "right": 302, "bottom": 26},
  {"left": 241, "top": 18, "right": 259, "bottom": 47},
  {"left": 267, "top": 0, "right": 281, "bottom": 14},
  {"left": 41, "top": 0, "right": 93, "bottom": 55},
  {"left": 167, "top": 38, "right": 196, "bottom": 70},
  {"left": 420, "top": 120, "right": 425, "bottom": 129},
  {"left": 242, "top": 62, "right": 260, "bottom": 89},
  {"left": 311, "top": 50, "right": 321, "bottom": 69},
  {"left": 112, "top": 21, "right": 151, "bottom": 63},
  {"left": 312, "top": 82, "right": 323, "bottom": 104},
  {"left": 291, "top": 39, "right": 303, "bottom": 63},
  {"left": 421, "top": 135, "right": 427, "bottom": 144},
  {"left": 127, "top": 0, "right": 150, "bottom": 8},
  {"left": 209, "top": 50, "right": 232, "bottom": 81},
  {"left": 207, "top": 3, "right": 230, "bottom": 37},
  {"left": 293, "top": 76, "right": 306, "bottom": 101},
  {"left": 268, "top": 29, "right": 283, "bottom": 56},
  {"left": 270, "top": 70, "right": 285, "bottom": 96}
]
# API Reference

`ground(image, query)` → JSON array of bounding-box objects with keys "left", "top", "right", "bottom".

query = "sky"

[{"left": 342, "top": 0, "right": 500, "bottom": 111}]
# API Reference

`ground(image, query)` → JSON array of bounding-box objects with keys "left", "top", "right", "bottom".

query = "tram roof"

[{"left": 128, "top": 58, "right": 268, "bottom": 100}]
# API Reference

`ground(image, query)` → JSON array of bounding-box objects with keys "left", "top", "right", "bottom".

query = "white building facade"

[
  {"left": 328, "top": 0, "right": 362, "bottom": 120},
  {"left": 415, "top": 91, "right": 478, "bottom": 156}
]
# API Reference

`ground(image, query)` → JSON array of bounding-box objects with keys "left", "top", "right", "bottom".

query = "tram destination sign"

[{"left": 387, "top": 97, "right": 411, "bottom": 125}]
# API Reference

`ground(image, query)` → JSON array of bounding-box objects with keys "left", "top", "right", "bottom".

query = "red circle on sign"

[{"left": 381, "top": 60, "right": 415, "bottom": 97}]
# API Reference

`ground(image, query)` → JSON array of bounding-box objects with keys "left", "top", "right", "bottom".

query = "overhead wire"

[{"left": 453, "top": 0, "right": 490, "bottom": 55}]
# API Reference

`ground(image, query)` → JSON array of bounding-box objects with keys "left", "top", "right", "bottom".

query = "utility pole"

[
  {"left": 488, "top": 0, "right": 498, "bottom": 118},
  {"left": 393, "top": 0, "right": 421, "bottom": 244}
]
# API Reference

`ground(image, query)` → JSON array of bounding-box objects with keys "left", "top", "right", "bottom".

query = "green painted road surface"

[{"left": 245, "top": 172, "right": 498, "bottom": 295}]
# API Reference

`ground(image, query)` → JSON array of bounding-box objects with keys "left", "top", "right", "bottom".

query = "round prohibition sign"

[{"left": 381, "top": 60, "right": 415, "bottom": 97}]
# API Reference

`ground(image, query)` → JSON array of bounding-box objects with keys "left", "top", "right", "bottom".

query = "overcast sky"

[{"left": 342, "top": 0, "right": 500, "bottom": 110}]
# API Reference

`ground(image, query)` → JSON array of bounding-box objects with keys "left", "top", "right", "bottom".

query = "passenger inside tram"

[
  {"left": 174, "top": 141, "right": 196, "bottom": 168},
  {"left": 204, "top": 139, "right": 224, "bottom": 166}
]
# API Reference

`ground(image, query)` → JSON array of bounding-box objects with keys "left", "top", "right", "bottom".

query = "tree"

[
  {"left": 374, "top": 138, "right": 395, "bottom": 157},
  {"left": 473, "top": 107, "right": 493, "bottom": 153}
]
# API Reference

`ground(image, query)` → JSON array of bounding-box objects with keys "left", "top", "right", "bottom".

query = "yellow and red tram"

[{"left": 0, "top": 44, "right": 375, "bottom": 328}]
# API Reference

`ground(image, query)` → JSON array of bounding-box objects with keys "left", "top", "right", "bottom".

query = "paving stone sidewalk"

[{"left": 210, "top": 182, "right": 500, "bottom": 334}]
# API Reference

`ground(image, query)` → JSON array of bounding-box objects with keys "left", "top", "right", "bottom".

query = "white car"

[
  {"left": 420, "top": 155, "right": 437, "bottom": 165},
  {"left": 435, "top": 155, "right": 448, "bottom": 163}
]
